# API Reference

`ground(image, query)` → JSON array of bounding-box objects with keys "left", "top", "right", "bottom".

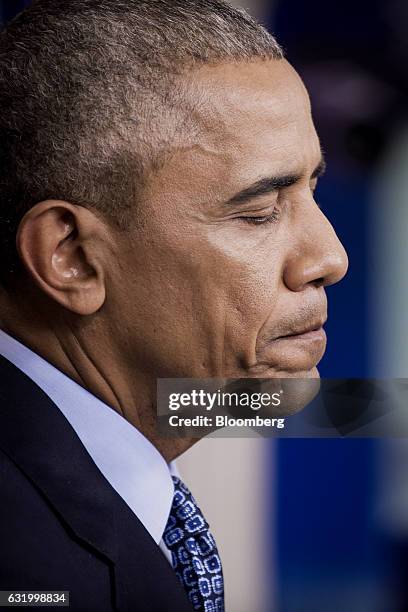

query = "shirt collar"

[{"left": 0, "top": 328, "right": 174, "bottom": 544}]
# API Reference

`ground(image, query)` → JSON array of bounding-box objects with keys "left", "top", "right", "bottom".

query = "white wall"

[
  {"left": 177, "top": 437, "right": 275, "bottom": 612},
  {"left": 372, "top": 124, "right": 408, "bottom": 377}
]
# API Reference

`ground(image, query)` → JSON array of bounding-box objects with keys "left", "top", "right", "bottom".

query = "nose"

[{"left": 283, "top": 205, "right": 349, "bottom": 292}]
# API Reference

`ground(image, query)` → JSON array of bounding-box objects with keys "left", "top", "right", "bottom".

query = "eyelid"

[
  {"left": 238, "top": 205, "right": 281, "bottom": 225},
  {"left": 228, "top": 198, "right": 278, "bottom": 216}
]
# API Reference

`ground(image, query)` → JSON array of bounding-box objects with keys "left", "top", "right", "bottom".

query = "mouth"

[
  {"left": 275, "top": 323, "right": 327, "bottom": 343},
  {"left": 256, "top": 318, "right": 327, "bottom": 373}
]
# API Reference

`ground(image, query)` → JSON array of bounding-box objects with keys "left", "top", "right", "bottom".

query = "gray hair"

[{"left": 0, "top": 0, "right": 283, "bottom": 284}]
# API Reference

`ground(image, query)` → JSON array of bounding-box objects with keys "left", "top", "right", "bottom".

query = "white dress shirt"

[{"left": 0, "top": 329, "right": 174, "bottom": 562}]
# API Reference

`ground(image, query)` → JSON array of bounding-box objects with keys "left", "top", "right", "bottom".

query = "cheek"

[
  {"left": 115, "top": 217, "right": 285, "bottom": 377},
  {"left": 213, "top": 261, "right": 283, "bottom": 367},
  {"left": 200, "top": 223, "right": 285, "bottom": 316},
  {"left": 181, "top": 227, "right": 286, "bottom": 367}
]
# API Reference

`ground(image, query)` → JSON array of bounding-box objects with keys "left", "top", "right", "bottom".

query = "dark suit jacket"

[{"left": 0, "top": 355, "right": 192, "bottom": 611}]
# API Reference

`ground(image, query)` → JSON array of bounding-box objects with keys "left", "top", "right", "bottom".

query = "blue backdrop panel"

[{"left": 0, "top": 0, "right": 31, "bottom": 25}]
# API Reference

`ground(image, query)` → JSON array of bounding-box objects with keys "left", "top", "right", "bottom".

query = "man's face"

[{"left": 108, "top": 59, "right": 348, "bottom": 381}]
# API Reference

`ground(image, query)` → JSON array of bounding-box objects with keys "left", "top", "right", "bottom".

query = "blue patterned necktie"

[{"left": 163, "top": 476, "right": 225, "bottom": 612}]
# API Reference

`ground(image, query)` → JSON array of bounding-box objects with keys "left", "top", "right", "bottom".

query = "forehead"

[
  {"left": 146, "top": 59, "right": 321, "bottom": 206},
  {"left": 191, "top": 59, "right": 312, "bottom": 136}
]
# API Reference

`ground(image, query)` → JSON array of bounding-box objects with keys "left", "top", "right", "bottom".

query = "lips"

[
  {"left": 257, "top": 319, "right": 328, "bottom": 372},
  {"left": 275, "top": 326, "right": 326, "bottom": 341},
  {"left": 274, "top": 319, "right": 327, "bottom": 340}
]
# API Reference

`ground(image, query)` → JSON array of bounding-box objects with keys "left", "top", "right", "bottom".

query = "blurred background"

[{"left": 2, "top": 0, "right": 408, "bottom": 610}]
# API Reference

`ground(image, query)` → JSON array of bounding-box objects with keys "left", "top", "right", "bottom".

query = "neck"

[{"left": 0, "top": 285, "right": 195, "bottom": 462}]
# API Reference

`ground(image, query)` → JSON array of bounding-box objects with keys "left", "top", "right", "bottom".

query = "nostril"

[{"left": 314, "top": 277, "right": 325, "bottom": 288}]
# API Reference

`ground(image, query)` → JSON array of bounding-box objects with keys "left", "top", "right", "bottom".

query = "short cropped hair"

[{"left": 0, "top": 0, "right": 283, "bottom": 284}]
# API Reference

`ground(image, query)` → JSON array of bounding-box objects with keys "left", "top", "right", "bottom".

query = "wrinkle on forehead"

[
  {"left": 181, "top": 60, "right": 316, "bottom": 165},
  {"left": 146, "top": 59, "right": 319, "bottom": 207},
  {"left": 182, "top": 58, "right": 311, "bottom": 131}
]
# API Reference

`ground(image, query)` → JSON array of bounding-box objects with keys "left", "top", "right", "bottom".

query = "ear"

[{"left": 16, "top": 200, "right": 107, "bottom": 315}]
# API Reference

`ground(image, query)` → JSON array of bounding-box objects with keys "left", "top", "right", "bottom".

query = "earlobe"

[{"left": 16, "top": 200, "right": 106, "bottom": 315}]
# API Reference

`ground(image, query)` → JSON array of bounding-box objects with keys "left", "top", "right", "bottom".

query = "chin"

[
  {"left": 245, "top": 362, "right": 321, "bottom": 379},
  {"left": 297, "top": 366, "right": 321, "bottom": 379},
  {"left": 240, "top": 364, "right": 322, "bottom": 416},
  {"left": 277, "top": 374, "right": 321, "bottom": 416}
]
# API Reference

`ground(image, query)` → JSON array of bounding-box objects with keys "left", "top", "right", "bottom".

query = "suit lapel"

[
  {"left": 0, "top": 355, "right": 192, "bottom": 611},
  {"left": 0, "top": 354, "right": 119, "bottom": 561}
]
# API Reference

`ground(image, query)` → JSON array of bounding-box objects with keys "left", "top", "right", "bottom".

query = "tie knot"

[
  {"left": 164, "top": 476, "right": 211, "bottom": 548},
  {"left": 172, "top": 475, "right": 199, "bottom": 508}
]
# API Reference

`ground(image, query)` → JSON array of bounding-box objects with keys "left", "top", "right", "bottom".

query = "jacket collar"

[
  {"left": 0, "top": 353, "right": 192, "bottom": 611},
  {"left": 0, "top": 353, "right": 119, "bottom": 561},
  {"left": 0, "top": 329, "right": 174, "bottom": 545}
]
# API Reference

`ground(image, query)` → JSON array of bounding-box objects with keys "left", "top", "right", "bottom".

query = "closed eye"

[{"left": 239, "top": 207, "right": 281, "bottom": 225}]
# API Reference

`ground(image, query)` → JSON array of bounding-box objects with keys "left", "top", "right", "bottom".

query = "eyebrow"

[{"left": 225, "top": 156, "right": 327, "bottom": 207}]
